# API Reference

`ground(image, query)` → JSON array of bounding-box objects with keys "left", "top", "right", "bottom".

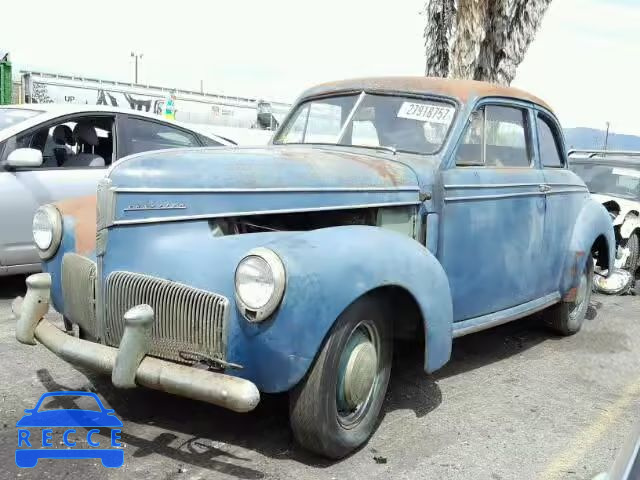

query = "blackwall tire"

[
  {"left": 289, "top": 295, "right": 392, "bottom": 459},
  {"left": 546, "top": 254, "right": 594, "bottom": 336}
]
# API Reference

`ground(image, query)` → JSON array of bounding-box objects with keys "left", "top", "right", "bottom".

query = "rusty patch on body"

[
  {"left": 54, "top": 195, "right": 97, "bottom": 255},
  {"left": 276, "top": 146, "right": 411, "bottom": 187},
  {"left": 563, "top": 287, "right": 578, "bottom": 302}
]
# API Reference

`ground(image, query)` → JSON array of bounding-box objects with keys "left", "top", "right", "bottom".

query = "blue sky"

[{"left": 4, "top": 0, "right": 640, "bottom": 134}]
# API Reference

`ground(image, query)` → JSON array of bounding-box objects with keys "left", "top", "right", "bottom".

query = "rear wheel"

[
  {"left": 546, "top": 254, "right": 594, "bottom": 335},
  {"left": 289, "top": 296, "right": 392, "bottom": 459}
]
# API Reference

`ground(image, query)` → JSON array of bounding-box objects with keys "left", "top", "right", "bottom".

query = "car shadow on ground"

[{"left": 29, "top": 301, "right": 604, "bottom": 476}]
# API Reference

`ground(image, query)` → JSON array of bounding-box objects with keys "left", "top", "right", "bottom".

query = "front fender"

[
  {"left": 263, "top": 225, "right": 453, "bottom": 382},
  {"left": 561, "top": 199, "right": 615, "bottom": 295},
  {"left": 91, "top": 221, "right": 454, "bottom": 394}
]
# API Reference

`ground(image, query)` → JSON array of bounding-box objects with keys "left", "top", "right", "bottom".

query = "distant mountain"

[{"left": 564, "top": 127, "right": 640, "bottom": 151}]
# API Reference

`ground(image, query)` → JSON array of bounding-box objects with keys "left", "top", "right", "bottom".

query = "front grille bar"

[{"left": 104, "top": 271, "right": 229, "bottom": 364}]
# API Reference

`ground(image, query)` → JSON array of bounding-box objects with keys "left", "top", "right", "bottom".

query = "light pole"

[{"left": 131, "top": 52, "right": 143, "bottom": 83}]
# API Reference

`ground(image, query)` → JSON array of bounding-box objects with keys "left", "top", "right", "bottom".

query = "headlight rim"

[
  {"left": 33, "top": 204, "right": 63, "bottom": 260},
  {"left": 234, "top": 247, "right": 286, "bottom": 323}
]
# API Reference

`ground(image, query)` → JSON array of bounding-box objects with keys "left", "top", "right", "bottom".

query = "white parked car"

[
  {"left": 0, "top": 104, "right": 232, "bottom": 276},
  {"left": 569, "top": 150, "right": 640, "bottom": 273}
]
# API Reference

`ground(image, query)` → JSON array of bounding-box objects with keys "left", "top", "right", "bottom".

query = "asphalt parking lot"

[{"left": 0, "top": 275, "right": 639, "bottom": 480}]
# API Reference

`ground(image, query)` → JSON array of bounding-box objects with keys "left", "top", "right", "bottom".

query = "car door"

[
  {"left": 535, "top": 109, "right": 590, "bottom": 293},
  {"left": 439, "top": 102, "right": 547, "bottom": 321},
  {"left": 0, "top": 114, "right": 115, "bottom": 272}
]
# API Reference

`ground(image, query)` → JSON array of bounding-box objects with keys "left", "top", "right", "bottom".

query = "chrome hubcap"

[
  {"left": 343, "top": 341, "right": 377, "bottom": 409},
  {"left": 336, "top": 321, "right": 380, "bottom": 428}
]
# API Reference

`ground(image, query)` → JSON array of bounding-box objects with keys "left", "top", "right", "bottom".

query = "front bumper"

[{"left": 14, "top": 273, "right": 260, "bottom": 413}]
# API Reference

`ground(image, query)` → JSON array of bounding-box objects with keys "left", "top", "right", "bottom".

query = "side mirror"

[{"left": 7, "top": 148, "right": 43, "bottom": 168}]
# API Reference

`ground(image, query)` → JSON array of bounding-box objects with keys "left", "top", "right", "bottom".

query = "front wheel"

[
  {"left": 545, "top": 254, "right": 594, "bottom": 335},
  {"left": 289, "top": 296, "right": 392, "bottom": 459}
]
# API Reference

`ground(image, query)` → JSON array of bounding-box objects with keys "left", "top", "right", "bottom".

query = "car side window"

[
  {"left": 538, "top": 114, "right": 564, "bottom": 168},
  {"left": 199, "top": 135, "right": 225, "bottom": 147},
  {"left": 484, "top": 106, "right": 530, "bottom": 167},
  {"left": 455, "top": 105, "right": 531, "bottom": 168},
  {"left": 121, "top": 117, "right": 200, "bottom": 156},
  {"left": 6, "top": 115, "right": 114, "bottom": 168},
  {"left": 455, "top": 109, "right": 484, "bottom": 166}
]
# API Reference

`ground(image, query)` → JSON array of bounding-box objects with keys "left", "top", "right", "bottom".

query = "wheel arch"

[
  {"left": 264, "top": 225, "right": 454, "bottom": 392},
  {"left": 561, "top": 199, "right": 615, "bottom": 296},
  {"left": 591, "top": 233, "right": 611, "bottom": 272}
]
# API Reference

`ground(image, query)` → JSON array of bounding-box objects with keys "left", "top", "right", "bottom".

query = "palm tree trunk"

[{"left": 424, "top": 0, "right": 552, "bottom": 85}]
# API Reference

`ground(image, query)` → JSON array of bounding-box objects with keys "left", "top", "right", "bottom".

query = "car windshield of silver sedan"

[
  {"left": 571, "top": 162, "right": 640, "bottom": 201},
  {"left": 273, "top": 93, "right": 456, "bottom": 155},
  {"left": 0, "top": 108, "right": 42, "bottom": 130}
]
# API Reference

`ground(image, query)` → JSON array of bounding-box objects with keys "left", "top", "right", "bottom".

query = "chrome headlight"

[
  {"left": 32, "top": 204, "right": 62, "bottom": 260},
  {"left": 234, "top": 247, "right": 286, "bottom": 322}
]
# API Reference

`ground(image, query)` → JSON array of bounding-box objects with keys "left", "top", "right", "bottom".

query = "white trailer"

[{"left": 20, "top": 71, "right": 290, "bottom": 130}]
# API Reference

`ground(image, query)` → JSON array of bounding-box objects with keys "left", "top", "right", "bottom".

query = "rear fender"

[{"left": 561, "top": 199, "right": 615, "bottom": 297}]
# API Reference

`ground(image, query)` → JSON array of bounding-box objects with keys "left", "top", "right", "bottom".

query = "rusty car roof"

[{"left": 300, "top": 76, "right": 553, "bottom": 112}]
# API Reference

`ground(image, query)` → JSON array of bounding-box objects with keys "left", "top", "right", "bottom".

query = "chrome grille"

[
  {"left": 104, "top": 271, "right": 229, "bottom": 363},
  {"left": 61, "top": 253, "right": 97, "bottom": 336}
]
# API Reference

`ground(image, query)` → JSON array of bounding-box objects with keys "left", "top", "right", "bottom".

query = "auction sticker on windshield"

[{"left": 397, "top": 101, "right": 455, "bottom": 125}]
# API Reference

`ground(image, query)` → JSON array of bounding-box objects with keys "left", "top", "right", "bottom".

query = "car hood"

[
  {"left": 109, "top": 145, "right": 420, "bottom": 190},
  {"left": 591, "top": 193, "right": 640, "bottom": 225},
  {"left": 106, "top": 145, "right": 423, "bottom": 225}
]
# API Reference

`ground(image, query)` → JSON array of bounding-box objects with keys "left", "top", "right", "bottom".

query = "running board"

[{"left": 452, "top": 292, "right": 561, "bottom": 338}]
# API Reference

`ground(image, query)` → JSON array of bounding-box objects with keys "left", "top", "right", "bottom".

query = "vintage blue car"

[{"left": 15, "top": 77, "right": 614, "bottom": 458}]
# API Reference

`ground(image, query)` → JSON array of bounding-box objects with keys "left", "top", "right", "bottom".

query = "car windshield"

[
  {"left": 0, "top": 108, "right": 42, "bottom": 130},
  {"left": 570, "top": 162, "right": 640, "bottom": 201},
  {"left": 273, "top": 93, "right": 456, "bottom": 155}
]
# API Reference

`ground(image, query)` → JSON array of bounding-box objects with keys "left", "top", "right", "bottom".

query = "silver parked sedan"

[{"left": 0, "top": 104, "right": 232, "bottom": 276}]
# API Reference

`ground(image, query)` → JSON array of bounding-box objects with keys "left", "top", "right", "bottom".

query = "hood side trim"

[
  {"left": 114, "top": 186, "right": 419, "bottom": 193},
  {"left": 111, "top": 200, "right": 420, "bottom": 227}
]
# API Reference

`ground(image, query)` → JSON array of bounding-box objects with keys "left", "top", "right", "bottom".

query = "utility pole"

[
  {"left": 130, "top": 52, "right": 143, "bottom": 84},
  {"left": 604, "top": 121, "right": 610, "bottom": 153}
]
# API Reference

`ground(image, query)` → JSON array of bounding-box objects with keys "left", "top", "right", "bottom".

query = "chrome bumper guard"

[{"left": 14, "top": 273, "right": 260, "bottom": 413}]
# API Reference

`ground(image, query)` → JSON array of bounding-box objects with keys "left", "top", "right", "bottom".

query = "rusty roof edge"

[{"left": 297, "top": 76, "right": 553, "bottom": 113}]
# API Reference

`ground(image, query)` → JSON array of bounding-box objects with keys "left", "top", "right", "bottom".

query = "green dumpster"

[{"left": 0, "top": 52, "right": 12, "bottom": 105}]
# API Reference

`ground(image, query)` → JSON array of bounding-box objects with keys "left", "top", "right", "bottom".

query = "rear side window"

[
  {"left": 538, "top": 115, "right": 564, "bottom": 168},
  {"left": 121, "top": 117, "right": 200, "bottom": 156},
  {"left": 455, "top": 105, "right": 531, "bottom": 167}
]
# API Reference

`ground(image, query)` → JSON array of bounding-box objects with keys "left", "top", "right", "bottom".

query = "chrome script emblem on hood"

[{"left": 124, "top": 201, "right": 187, "bottom": 212}]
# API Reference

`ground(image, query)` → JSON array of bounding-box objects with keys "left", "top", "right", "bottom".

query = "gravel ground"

[{"left": 0, "top": 274, "right": 639, "bottom": 480}]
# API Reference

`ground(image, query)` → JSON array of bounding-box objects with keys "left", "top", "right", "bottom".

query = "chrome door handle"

[{"left": 539, "top": 184, "right": 551, "bottom": 193}]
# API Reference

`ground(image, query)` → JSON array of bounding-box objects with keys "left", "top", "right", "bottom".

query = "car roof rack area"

[{"left": 568, "top": 149, "right": 640, "bottom": 159}]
